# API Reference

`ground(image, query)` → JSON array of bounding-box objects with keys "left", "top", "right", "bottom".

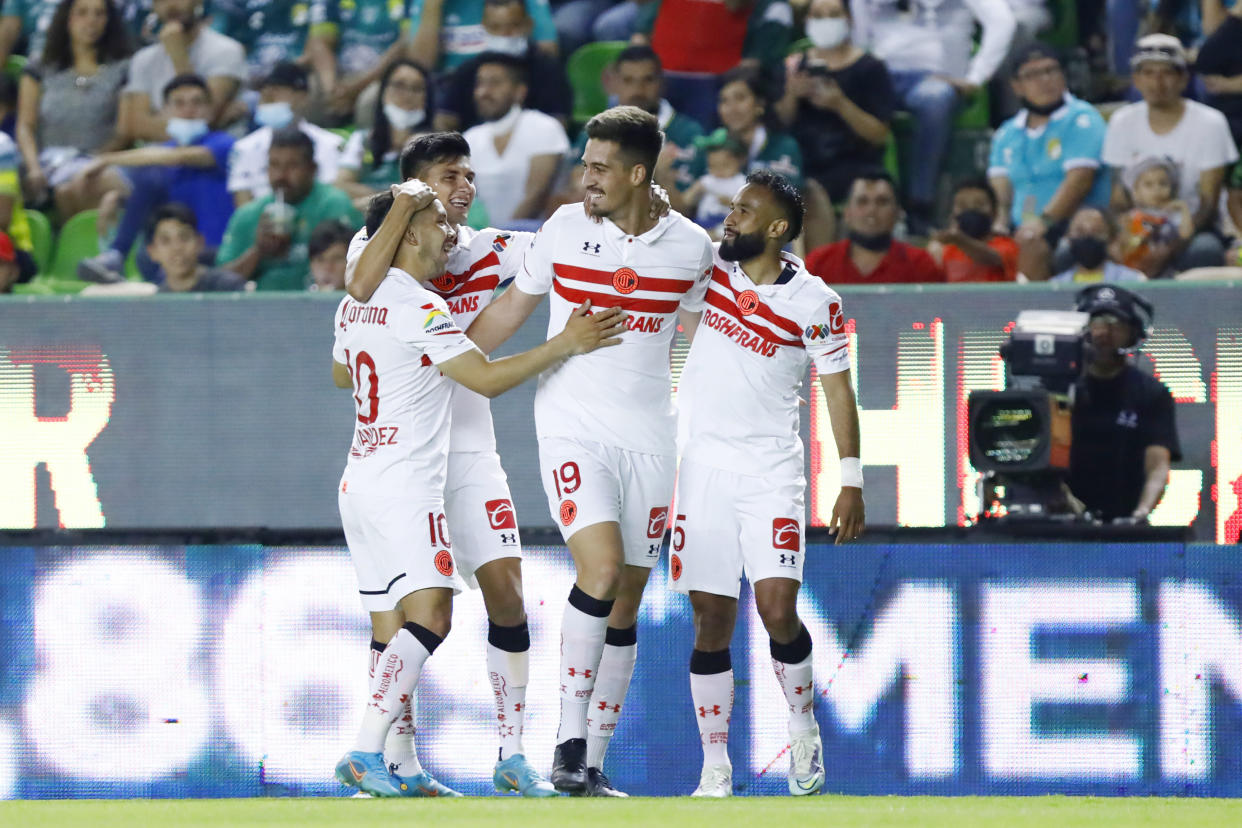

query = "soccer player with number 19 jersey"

[
  {"left": 672, "top": 171, "right": 866, "bottom": 798},
  {"left": 468, "top": 106, "right": 714, "bottom": 796}
]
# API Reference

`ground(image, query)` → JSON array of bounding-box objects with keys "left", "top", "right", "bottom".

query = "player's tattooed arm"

[
  {"left": 347, "top": 182, "right": 437, "bottom": 303},
  {"left": 332, "top": 360, "right": 352, "bottom": 389},
  {"left": 441, "top": 302, "right": 626, "bottom": 397},
  {"left": 819, "top": 369, "right": 865, "bottom": 544}
]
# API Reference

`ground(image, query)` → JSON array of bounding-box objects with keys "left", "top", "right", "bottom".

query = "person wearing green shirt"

[
  {"left": 218, "top": 128, "right": 363, "bottom": 290},
  {"left": 211, "top": 0, "right": 310, "bottom": 83},
  {"left": 305, "top": 0, "right": 413, "bottom": 123},
  {"left": 0, "top": 0, "right": 58, "bottom": 66}
]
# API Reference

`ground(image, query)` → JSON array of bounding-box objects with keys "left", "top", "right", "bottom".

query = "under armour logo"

[
  {"left": 648, "top": 543, "right": 660, "bottom": 557},
  {"left": 513, "top": 703, "right": 523, "bottom": 711},
  {"left": 779, "top": 553, "right": 797, "bottom": 566},
  {"left": 500, "top": 532, "right": 517, "bottom": 545},
  {"left": 582, "top": 241, "right": 601, "bottom": 255},
  {"left": 698, "top": 705, "right": 722, "bottom": 717},
  {"left": 567, "top": 667, "right": 592, "bottom": 678},
  {"left": 597, "top": 701, "right": 621, "bottom": 712},
  {"left": 1116, "top": 410, "right": 1138, "bottom": 428},
  {"left": 794, "top": 683, "right": 812, "bottom": 695}
]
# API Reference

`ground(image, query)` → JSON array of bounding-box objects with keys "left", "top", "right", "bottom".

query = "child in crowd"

[
  {"left": 685, "top": 135, "right": 748, "bottom": 234},
  {"left": 928, "top": 179, "right": 1018, "bottom": 282},
  {"left": 1120, "top": 156, "right": 1193, "bottom": 278},
  {"left": 307, "top": 219, "right": 353, "bottom": 292},
  {"left": 147, "top": 204, "right": 246, "bottom": 292}
]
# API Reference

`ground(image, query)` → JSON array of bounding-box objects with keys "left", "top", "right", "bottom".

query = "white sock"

[
  {"left": 691, "top": 668, "right": 734, "bottom": 767},
  {"left": 384, "top": 697, "right": 423, "bottom": 777},
  {"left": 488, "top": 642, "right": 529, "bottom": 761},
  {"left": 556, "top": 588, "right": 612, "bottom": 742},
  {"left": 771, "top": 652, "right": 817, "bottom": 736},
  {"left": 586, "top": 636, "right": 637, "bottom": 768},
  {"left": 354, "top": 626, "right": 435, "bottom": 753}
]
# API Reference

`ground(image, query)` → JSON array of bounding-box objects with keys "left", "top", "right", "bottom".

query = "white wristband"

[{"left": 840, "top": 457, "right": 863, "bottom": 489}]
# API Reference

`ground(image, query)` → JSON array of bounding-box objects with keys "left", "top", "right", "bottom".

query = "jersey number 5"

[{"left": 344, "top": 349, "right": 379, "bottom": 424}]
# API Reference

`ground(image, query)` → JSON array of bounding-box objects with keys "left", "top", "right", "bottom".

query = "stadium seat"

[
  {"left": 1040, "top": 0, "right": 1080, "bottom": 49},
  {"left": 48, "top": 210, "right": 101, "bottom": 281},
  {"left": 26, "top": 209, "right": 51, "bottom": 274},
  {"left": 5, "top": 54, "right": 25, "bottom": 79},
  {"left": 567, "top": 41, "right": 627, "bottom": 125}
]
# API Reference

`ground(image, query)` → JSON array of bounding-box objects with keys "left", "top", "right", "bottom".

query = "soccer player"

[
  {"left": 671, "top": 170, "right": 866, "bottom": 798},
  {"left": 332, "top": 186, "right": 626, "bottom": 797},
  {"left": 344, "top": 131, "right": 671, "bottom": 796},
  {"left": 466, "top": 106, "right": 716, "bottom": 796}
]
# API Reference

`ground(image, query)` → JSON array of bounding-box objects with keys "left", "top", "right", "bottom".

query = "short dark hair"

[
  {"left": 263, "top": 61, "right": 310, "bottom": 92},
  {"left": 163, "top": 73, "right": 210, "bottom": 102},
  {"left": 1010, "top": 42, "right": 1062, "bottom": 78},
  {"left": 584, "top": 105, "right": 664, "bottom": 183},
  {"left": 745, "top": 169, "right": 804, "bottom": 242},
  {"left": 476, "top": 51, "right": 528, "bottom": 86},
  {"left": 399, "top": 131, "right": 472, "bottom": 181},
  {"left": 614, "top": 44, "right": 662, "bottom": 73},
  {"left": 846, "top": 169, "right": 899, "bottom": 204},
  {"left": 952, "top": 176, "right": 998, "bottom": 213},
  {"left": 145, "top": 202, "right": 199, "bottom": 240},
  {"left": 365, "top": 191, "right": 396, "bottom": 238},
  {"left": 270, "top": 127, "right": 316, "bottom": 165},
  {"left": 309, "top": 219, "right": 355, "bottom": 259}
]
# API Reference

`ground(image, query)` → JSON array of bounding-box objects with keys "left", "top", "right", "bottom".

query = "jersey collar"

[{"left": 601, "top": 212, "right": 676, "bottom": 245}]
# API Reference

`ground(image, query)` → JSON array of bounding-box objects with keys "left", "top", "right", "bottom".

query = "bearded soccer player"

[
  {"left": 466, "top": 105, "right": 715, "bottom": 796},
  {"left": 332, "top": 188, "right": 625, "bottom": 797},
  {"left": 672, "top": 171, "right": 865, "bottom": 798}
]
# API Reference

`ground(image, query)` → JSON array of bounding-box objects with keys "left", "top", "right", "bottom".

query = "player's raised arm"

[
  {"left": 442, "top": 302, "right": 626, "bottom": 397},
  {"left": 346, "top": 181, "right": 437, "bottom": 302},
  {"left": 818, "top": 368, "right": 865, "bottom": 544}
]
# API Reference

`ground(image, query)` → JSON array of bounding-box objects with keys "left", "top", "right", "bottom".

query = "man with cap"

[
  {"left": 228, "top": 62, "right": 346, "bottom": 207},
  {"left": 988, "top": 43, "right": 1109, "bottom": 255},
  {"left": 1066, "top": 284, "right": 1181, "bottom": 524},
  {"left": 1102, "top": 33, "right": 1239, "bottom": 274}
]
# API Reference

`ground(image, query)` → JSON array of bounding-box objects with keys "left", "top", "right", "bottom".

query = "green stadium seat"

[
  {"left": 5, "top": 54, "right": 25, "bottom": 79},
  {"left": 26, "top": 209, "right": 51, "bottom": 274},
  {"left": 49, "top": 210, "right": 101, "bottom": 281},
  {"left": 1040, "top": 0, "right": 1079, "bottom": 49},
  {"left": 567, "top": 40, "right": 627, "bottom": 125},
  {"left": 954, "top": 85, "right": 990, "bottom": 130}
]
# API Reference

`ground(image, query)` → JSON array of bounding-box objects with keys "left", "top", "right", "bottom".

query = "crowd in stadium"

[{"left": 0, "top": 0, "right": 1238, "bottom": 295}]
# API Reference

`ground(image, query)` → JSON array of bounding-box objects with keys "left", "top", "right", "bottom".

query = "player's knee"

[
  {"left": 755, "top": 596, "right": 800, "bottom": 640},
  {"left": 485, "top": 598, "right": 527, "bottom": 627},
  {"left": 578, "top": 560, "right": 624, "bottom": 599}
]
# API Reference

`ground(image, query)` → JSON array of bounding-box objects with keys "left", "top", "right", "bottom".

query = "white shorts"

[
  {"left": 445, "top": 451, "right": 523, "bottom": 589},
  {"left": 669, "top": 458, "right": 806, "bottom": 599},
  {"left": 339, "top": 488, "right": 464, "bottom": 612},
  {"left": 538, "top": 436, "right": 674, "bottom": 568}
]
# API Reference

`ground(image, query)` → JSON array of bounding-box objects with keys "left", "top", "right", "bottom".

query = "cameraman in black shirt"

[{"left": 1067, "top": 285, "right": 1182, "bottom": 524}]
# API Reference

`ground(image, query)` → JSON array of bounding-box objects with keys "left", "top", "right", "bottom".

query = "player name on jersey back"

[
  {"left": 333, "top": 270, "right": 478, "bottom": 495},
  {"left": 678, "top": 249, "right": 851, "bottom": 479},
  {"left": 345, "top": 224, "right": 532, "bottom": 454},
  {"left": 516, "top": 204, "right": 714, "bottom": 456}
]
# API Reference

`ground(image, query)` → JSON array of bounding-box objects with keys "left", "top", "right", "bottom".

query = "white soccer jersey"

[
  {"left": 515, "top": 204, "right": 714, "bottom": 456},
  {"left": 332, "top": 269, "right": 479, "bottom": 495},
  {"left": 345, "top": 224, "right": 534, "bottom": 452},
  {"left": 678, "top": 248, "right": 851, "bottom": 479}
]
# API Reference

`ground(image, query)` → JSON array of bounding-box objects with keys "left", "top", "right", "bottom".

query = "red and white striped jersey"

[
  {"left": 678, "top": 248, "right": 851, "bottom": 479},
  {"left": 514, "top": 204, "right": 714, "bottom": 455},
  {"left": 345, "top": 224, "right": 533, "bottom": 452},
  {"left": 332, "top": 269, "right": 479, "bottom": 495}
]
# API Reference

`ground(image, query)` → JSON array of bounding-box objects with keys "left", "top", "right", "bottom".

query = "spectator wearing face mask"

[
  {"left": 928, "top": 178, "right": 1018, "bottom": 282},
  {"left": 77, "top": 73, "right": 235, "bottom": 284},
  {"left": 435, "top": 0, "right": 570, "bottom": 131},
  {"left": 805, "top": 171, "right": 943, "bottom": 284},
  {"left": 1048, "top": 206, "right": 1145, "bottom": 284},
  {"left": 776, "top": 0, "right": 893, "bottom": 205},
  {"left": 335, "top": 59, "right": 436, "bottom": 209},
  {"left": 228, "top": 61, "right": 345, "bottom": 207}
]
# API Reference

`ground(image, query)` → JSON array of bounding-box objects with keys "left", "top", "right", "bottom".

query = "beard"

[{"left": 717, "top": 229, "right": 766, "bottom": 262}]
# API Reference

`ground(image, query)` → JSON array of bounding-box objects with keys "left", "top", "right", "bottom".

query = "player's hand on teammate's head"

[
  {"left": 558, "top": 300, "right": 627, "bottom": 355},
  {"left": 391, "top": 179, "right": 437, "bottom": 212},
  {"left": 828, "top": 487, "right": 865, "bottom": 545},
  {"left": 648, "top": 183, "right": 671, "bottom": 219}
]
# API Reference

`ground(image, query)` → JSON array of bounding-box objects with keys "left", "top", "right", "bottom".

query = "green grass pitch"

[{"left": 2, "top": 796, "right": 1238, "bottom": 828}]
